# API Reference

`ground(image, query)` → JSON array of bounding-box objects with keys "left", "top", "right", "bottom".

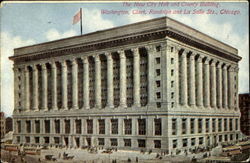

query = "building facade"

[
  {"left": 5, "top": 117, "right": 13, "bottom": 133},
  {"left": 10, "top": 17, "right": 241, "bottom": 153},
  {"left": 239, "top": 93, "right": 250, "bottom": 136},
  {"left": 0, "top": 112, "right": 6, "bottom": 138}
]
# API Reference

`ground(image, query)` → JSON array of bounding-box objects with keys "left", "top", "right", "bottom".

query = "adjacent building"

[
  {"left": 9, "top": 17, "right": 242, "bottom": 153},
  {"left": 0, "top": 112, "right": 6, "bottom": 138},
  {"left": 239, "top": 93, "right": 250, "bottom": 136}
]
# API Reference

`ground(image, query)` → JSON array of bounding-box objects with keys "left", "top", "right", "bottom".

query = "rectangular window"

[
  {"left": 35, "top": 120, "right": 40, "bottom": 133},
  {"left": 230, "top": 119, "right": 233, "bottom": 131},
  {"left": 154, "top": 118, "right": 162, "bottom": 135},
  {"left": 199, "top": 137, "right": 203, "bottom": 145},
  {"left": 156, "top": 81, "right": 161, "bottom": 87},
  {"left": 212, "top": 119, "right": 216, "bottom": 132},
  {"left": 224, "top": 118, "right": 228, "bottom": 131},
  {"left": 171, "top": 92, "right": 174, "bottom": 99},
  {"left": 17, "top": 136, "right": 20, "bottom": 143},
  {"left": 225, "top": 135, "right": 228, "bottom": 141},
  {"left": 111, "top": 138, "right": 118, "bottom": 146},
  {"left": 45, "top": 120, "right": 50, "bottom": 133},
  {"left": 218, "top": 119, "right": 222, "bottom": 132},
  {"left": 65, "top": 120, "right": 70, "bottom": 134},
  {"left": 172, "top": 119, "right": 177, "bottom": 135},
  {"left": 87, "top": 119, "right": 93, "bottom": 134},
  {"left": 171, "top": 81, "right": 174, "bottom": 88},
  {"left": 182, "top": 119, "right": 187, "bottom": 134},
  {"left": 54, "top": 137, "right": 60, "bottom": 144},
  {"left": 75, "top": 120, "right": 81, "bottom": 134},
  {"left": 154, "top": 140, "right": 161, "bottom": 148},
  {"left": 219, "top": 135, "right": 222, "bottom": 142},
  {"left": 156, "top": 92, "right": 161, "bottom": 99},
  {"left": 173, "top": 139, "right": 177, "bottom": 148},
  {"left": 156, "top": 69, "right": 161, "bottom": 76},
  {"left": 171, "top": 58, "right": 174, "bottom": 64},
  {"left": 25, "top": 136, "right": 30, "bottom": 143},
  {"left": 124, "top": 139, "right": 131, "bottom": 147},
  {"left": 44, "top": 137, "right": 50, "bottom": 144},
  {"left": 235, "top": 119, "right": 238, "bottom": 130},
  {"left": 55, "top": 120, "right": 60, "bottom": 134},
  {"left": 206, "top": 119, "right": 210, "bottom": 133},
  {"left": 190, "top": 119, "right": 195, "bottom": 134},
  {"left": 155, "top": 57, "right": 160, "bottom": 64},
  {"left": 182, "top": 139, "right": 188, "bottom": 147},
  {"left": 138, "top": 119, "right": 146, "bottom": 135},
  {"left": 111, "top": 119, "right": 118, "bottom": 134},
  {"left": 191, "top": 138, "right": 196, "bottom": 146},
  {"left": 35, "top": 137, "right": 39, "bottom": 144},
  {"left": 230, "top": 134, "right": 233, "bottom": 141},
  {"left": 198, "top": 119, "right": 202, "bottom": 133},
  {"left": 98, "top": 138, "right": 105, "bottom": 146},
  {"left": 124, "top": 119, "right": 132, "bottom": 135},
  {"left": 26, "top": 120, "right": 31, "bottom": 133},
  {"left": 171, "top": 69, "right": 174, "bottom": 76},
  {"left": 138, "top": 139, "right": 146, "bottom": 148},
  {"left": 98, "top": 119, "right": 105, "bottom": 134},
  {"left": 17, "top": 121, "right": 21, "bottom": 133}
]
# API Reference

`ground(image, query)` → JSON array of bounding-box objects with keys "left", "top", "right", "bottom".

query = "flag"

[{"left": 73, "top": 10, "right": 81, "bottom": 25}]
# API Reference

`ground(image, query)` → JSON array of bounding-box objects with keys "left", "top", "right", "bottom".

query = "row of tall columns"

[
  {"left": 178, "top": 49, "right": 238, "bottom": 110},
  {"left": 22, "top": 46, "right": 149, "bottom": 111}
]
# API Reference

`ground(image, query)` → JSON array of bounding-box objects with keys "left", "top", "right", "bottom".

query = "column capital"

[
  {"left": 189, "top": 53, "right": 196, "bottom": 59},
  {"left": 81, "top": 56, "right": 88, "bottom": 64},
  {"left": 211, "top": 59, "right": 217, "bottom": 66},
  {"left": 197, "top": 55, "right": 204, "bottom": 62},
  {"left": 145, "top": 44, "right": 155, "bottom": 53},
  {"left": 70, "top": 58, "right": 78, "bottom": 65},
  {"left": 235, "top": 67, "right": 239, "bottom": 72},
  {"left": 131, "top": 47, "right": 139, "bottom": 57},
  {"left": 204, "top": 57, "right": 211, "bottom": 64},
  {"left": 181, "top": 49, "right": 190, "bottom": 57},
  {"left": 223, "top": 64, "right": 228, "bottom": 70},
  {"left": 216, "top": 62, "right": 223, "bottom": 68},
  {"left": 94, "top": 55, "right": 100, "bottom": 62},
  {"left": 105, "top": 52, "right": 113, "bottom": 60},
  {"left": 41, "top": 63, "right": 47, "bottom": 70},
  {"left": 118, "top": 50, "right": 126, "bottom": 58},
  {"left": 60, "top": 60, "right": 67, "bottom": 67},
  {"left": 228, "top": 66, "right": 235, "bottom": 72}
]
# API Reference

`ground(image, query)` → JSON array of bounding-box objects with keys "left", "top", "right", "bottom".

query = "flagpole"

[{"left": 80, "top": 8, "right": 83, "bottom": 35}]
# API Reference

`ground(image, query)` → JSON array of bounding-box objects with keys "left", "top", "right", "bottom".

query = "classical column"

[
  {"left": 235, "top": 67, "right": 239, "bottom": 110},
  {"left": 222, "top": 65, "right": 228, "bottom": 109},
  {"left": 72, "top": 59, "right": 78, "bottom": 109},
  {"left": 51, "top": 62, "right": 58, "bottom": 110},
  {"left": 189, "top": 53, "right": 196, "bottom": 106},
  {"left": 94, "top": 55, "right": 101, "bottom": 108},
  {"left": 24, "top": 66, "right": 30, "bottom": 111},
  {"left": 210, "top": 60, "right": 217, "bottom": 108},
  {"left": 61, "top": 60, "right": 68, "bottom": 110},
  {"left": 119, "top": 50, "right": 127, "bottom": 108},
  {"left": 41, "top": 63, "right": 48, "bottom": 111},
  {"left": 106, "top": 52, "right": 114, "bottom": 108},
  {"left": 32, "top": 65, "right": 39, "bottom": 111},
  {"left": 180, "top": 50, "right": 188, "bottom": 106},
  {"left": 132, "top": 48, "right": 141, "bottom": 107},
  {"left": 13, "top": 68, "right": 18, "bottom": 112},
  {"left": 197, "top": 55, "right": 203, "bottom": 107},
  {"left": 175, "top": 47, "right": 180, "bottom": 106},
  {"left": 204, "top": 58, "right": 210, "bottom": 108},
  {"left": 228, "top": 66, "right": 234, "bottom": 109},
  {"left": 146, "top": 45, "right": 155, "bottom": 106},
  {"left": 83, "top": 57, "right": 90, "bottom": 109},
  {"left": 216, "top": 62, "right": 223, "bottom": 109}
]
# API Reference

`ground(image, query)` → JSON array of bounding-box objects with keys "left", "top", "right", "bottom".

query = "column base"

[{"left": 52, "top": 107, "right": 58, "bottom": 111}]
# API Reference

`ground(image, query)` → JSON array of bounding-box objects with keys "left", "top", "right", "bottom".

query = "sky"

[{"left": 0, "top": 2, "right": 249, "bottom": 117}]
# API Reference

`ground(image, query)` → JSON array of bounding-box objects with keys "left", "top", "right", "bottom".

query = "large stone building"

[
  {"left": 239, "top": 93, "right": 250, "bottom": 136},
  {"left": 9, "top": 17, "right": 242, "bottom": 153}
]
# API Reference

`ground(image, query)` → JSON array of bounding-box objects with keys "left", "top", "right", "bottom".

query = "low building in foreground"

[{"left": 9, "top": 17, "right": 242, "bottom": 154}]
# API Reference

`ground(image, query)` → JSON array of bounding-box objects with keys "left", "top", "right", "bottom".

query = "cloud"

[
  {"left": 168, "top": 14, "right": 249, "bottom": 93},
  {"left": 46, "top": 29, "right": 77, "bottom": 41},
  {"left": 81, "top": 8, "right": 115, "bottom": 33},
  {"left": 126, "top": 10, "right": 154, "bottom": 23},
  {"left": 0, "top": 32, "right": 36, "bottom": 117}
]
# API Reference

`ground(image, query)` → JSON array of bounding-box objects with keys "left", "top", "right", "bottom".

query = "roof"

[{"left": 9, "top": 16, "right": 241, "bottom": 62}]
